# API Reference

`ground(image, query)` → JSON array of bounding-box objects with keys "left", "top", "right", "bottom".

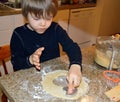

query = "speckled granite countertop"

[
  {"left": 0, "top": 46, "right": 113, "bottom": 102},
  {"left": 0, "top": 3, "right": 96, "bottom": 16}
]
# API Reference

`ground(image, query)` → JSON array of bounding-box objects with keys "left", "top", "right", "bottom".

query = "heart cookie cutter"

[{"left": 103, "top": 70, "right": 120, "bottom": 87}]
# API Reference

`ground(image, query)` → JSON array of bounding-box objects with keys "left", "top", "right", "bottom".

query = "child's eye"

[
  {"left": 31, "top": 14, "right": 40, "bottom": 20},
  {"left": 46, "top": 18, "right": 52, "bottom": 20},
  {"left": 45, "top": 16, "right": 53, "bottom": 20},
  {"left": 33, "top": 17, "right": 39, "bottom": 20}
]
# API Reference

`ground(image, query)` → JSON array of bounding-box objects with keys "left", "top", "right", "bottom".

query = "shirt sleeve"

[
  {"left": 10, "top": 30, "right": 34, "bottom": 71},
  {"left": 55, "top": 24, "right": 82, "bottom": 69}
]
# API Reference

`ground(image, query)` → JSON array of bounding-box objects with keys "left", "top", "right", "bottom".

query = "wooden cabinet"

[
  {"left": 0, "top": 14, "right": 25, "bottom": 45},
  {"left": 0, "top": 16, "right": 13, "bottom": 31},
  {"left": 68, "top": 7, "right": 96, "bottom": 47},
  {"left": 14, "top": 14, "right": 25, "bottom": 28},
  {"left": 69, "top": 8, "right": 96, "bottom": 34},
  {"left": 94, "top": 0, "right": 120, "bottom": 36},
  {"left": 0, "top": 15, "right": 14, "bottom": 45},
  {"left": 53, "top": 9, "right": 69, "bottom": 32}
]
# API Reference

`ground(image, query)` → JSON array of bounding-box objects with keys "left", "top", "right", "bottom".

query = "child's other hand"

[
  {"left": 29, "top": 47, "right": 44, "bottom": 70},
  {"left": 67, "top": 64, "right": 82, "bottom": 94}
]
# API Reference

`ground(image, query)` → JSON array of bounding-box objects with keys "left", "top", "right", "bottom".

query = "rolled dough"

[{"left": 41, "top": 70, "right": 89, "bottom": 100}]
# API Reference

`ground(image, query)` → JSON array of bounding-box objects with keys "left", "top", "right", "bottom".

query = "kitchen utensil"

[
  {"left": 95, "top": 36, "right": 120, "bottom": 69},
  {"left": 53, "top": 75, "right": 68, "bottom": 87},
  {"left": 109, "top": 40, "right": 116, "bottom": 70},
  {"left": 103, "top": 70, "right": 120, "bottom": 87},
  {"left": 63, "top": 86, "right": 78, "bottom": 96},
  {"left": 53, "top": 75, "right": 78, "bottom": 96}
]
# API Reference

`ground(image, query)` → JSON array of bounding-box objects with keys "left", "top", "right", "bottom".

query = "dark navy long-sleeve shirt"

[{"left": 10, "top": 22, "right": 82, "bottom": 71}]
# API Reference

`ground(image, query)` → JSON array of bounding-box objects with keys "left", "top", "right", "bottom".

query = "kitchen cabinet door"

[
  {"left": 53, "top": 9, "right": 69, "bottom": 32},
  {"left": 95, "top": 0, "right": 120, "bottom": 36},
  {"left": 68, "top": 7, "right": 96, "bottom": 47},
  {"left": 0, "top": 14, "right": 25, "bottom": 46},
  {"left": 14, "top": 14, "right": 25, "bottom": 28},
  {"left": 0, "top": 15, "right": 14, "bottom": 45},
  {"left": 70, "top": 8, "right": 95, "bottom": 34},
  {"left": 0, "top": 30, "right": 13, "bottom": 45},
  {"left": 0, "top": 15, "right": 14, "bottom": 31}
]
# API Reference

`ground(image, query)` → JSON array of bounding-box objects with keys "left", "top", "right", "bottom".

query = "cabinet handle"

[{"left": 72, "top": 11, "right": 80, "bottom": 13}]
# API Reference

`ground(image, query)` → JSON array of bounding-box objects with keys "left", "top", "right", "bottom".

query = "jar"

[
  {"left": 61, "top": 0, "right": 69, "bottom": 4},
  {"left": 79, "top": 0, "right": 86, "bottom": 4},
  {"left": 58, "top": 0, "right": 61, "bottom": 6},
  {"left": 73, "top": 0, "right": 79, "bottom": 4},
  {"left": 94, "top": 36, "right": 120, "bottom": 69},
  {"left": 69, "top": 0, "right": 73, "bottom": 4}
]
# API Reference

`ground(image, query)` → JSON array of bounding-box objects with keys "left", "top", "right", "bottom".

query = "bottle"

[
  {"left": 58, "top": 0, "right": 61, "bottom": 6},
  {"left": 69, "top": 0, "right": 73, "bottom": 4},
  {"left": 79, "top": 0, "right": 85, "bottom": 4},
  {"left": 73, "top": 0, "right": 79, "bottom": 4}
]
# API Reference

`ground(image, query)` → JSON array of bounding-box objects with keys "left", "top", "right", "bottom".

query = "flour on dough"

[{"left": 41, "top": 70, "right": 89, "bottom": 100}]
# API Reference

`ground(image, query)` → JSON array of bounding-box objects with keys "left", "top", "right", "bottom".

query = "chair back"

[{"left": 0, "top": 45, "right": 11, "bottom": 75}]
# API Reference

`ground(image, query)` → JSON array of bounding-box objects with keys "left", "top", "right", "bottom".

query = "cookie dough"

[{"left": 41, "top": 70, "right": 89, "bottom": 100}]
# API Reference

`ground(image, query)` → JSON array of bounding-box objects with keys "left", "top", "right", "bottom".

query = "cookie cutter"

[{"left": 103, "top": 70, "right": 120, "bottom": 87}]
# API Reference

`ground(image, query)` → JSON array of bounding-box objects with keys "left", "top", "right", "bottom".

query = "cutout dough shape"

[{"left": 42, "top": 70, "right": 89, "bottom": 100}]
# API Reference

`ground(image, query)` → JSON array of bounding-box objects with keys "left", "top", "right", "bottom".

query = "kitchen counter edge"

[{"left": 0, "top": 3, "right": 96, "bottom": 16}]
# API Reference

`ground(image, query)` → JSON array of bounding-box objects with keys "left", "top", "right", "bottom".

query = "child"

[{"left": 10, "top": 0, "right": 82, "bottom": 94}]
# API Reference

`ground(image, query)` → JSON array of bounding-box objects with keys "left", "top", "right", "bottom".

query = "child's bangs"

[
  {"left": 30, "top": 9, "right": 52, "bottom": 19},
  {"left": 28, "top": 1, "right": 55, "bottom": 19}
]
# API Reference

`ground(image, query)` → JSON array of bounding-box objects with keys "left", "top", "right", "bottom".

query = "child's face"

[{"left": 27, "top": 13, "right": 53, "bottom": 34}]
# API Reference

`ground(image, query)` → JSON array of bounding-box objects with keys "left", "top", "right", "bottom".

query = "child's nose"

[{"left": 39, "top": 19, "right": 46, "bottom": 26}]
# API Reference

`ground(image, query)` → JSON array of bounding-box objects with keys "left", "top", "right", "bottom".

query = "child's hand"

[
  {"left": 29, "top": 47, "right": 44, "bottom": 70},
  {"left": 67, "top": 64, "right": 82, "bottom": 94}
]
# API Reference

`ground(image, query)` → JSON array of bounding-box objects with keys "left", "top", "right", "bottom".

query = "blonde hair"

[{"left": 21, "top": 0, "right": 58, "bottom": 19}]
